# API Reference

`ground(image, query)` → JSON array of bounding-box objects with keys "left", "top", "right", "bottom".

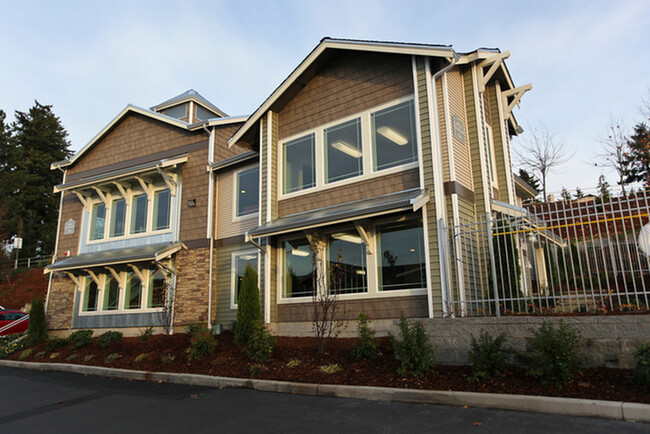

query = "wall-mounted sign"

[
  {"left": 64, "top": 218, "right": 76, "bottom": 235},
  {"left": 452, "top": 114, "right": 466, "bottom": 144}
]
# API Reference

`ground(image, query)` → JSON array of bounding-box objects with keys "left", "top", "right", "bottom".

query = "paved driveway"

[{"left": 0, "top": 366, "right": 646, "bottom": 433}]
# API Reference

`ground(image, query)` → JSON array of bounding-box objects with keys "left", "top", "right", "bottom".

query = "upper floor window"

[
  {"left": 131, "top": 194, "right": 148, "bottom": 235},
  {"left": 153, "top": 188, "right": 171, "bottom": 231},
  {"left": 372, "top": 100, "right": 417, "bottom": 171},
  {"left": 110, "top": 198, "right": 126, "bottom": 237},
  {"left": 283, "top": 134, "right": 315, "bottom": 194},
  {"left": 89, "top": 203, "right": 106, "bottom": 241},
  {"left": 236, "top": 167, "right": 259, "bottom": 217},
  {"left": 279, "top": 97, "right": 417, "bottom": 197}
]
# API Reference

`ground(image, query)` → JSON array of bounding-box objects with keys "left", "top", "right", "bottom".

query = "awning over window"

[
  {"left": 248, "top": 188, "right": 428, "bottom": 238},
  {"left": 45, "top": 242, "right": 184, "bottom": 273}
]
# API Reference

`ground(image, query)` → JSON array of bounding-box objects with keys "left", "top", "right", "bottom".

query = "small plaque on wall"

[
  {"left": 64, "top": 218, "right": 76, "bottom": 235},
  {"left": 452, "top": 114, "right": 466, "bottom": 144}
]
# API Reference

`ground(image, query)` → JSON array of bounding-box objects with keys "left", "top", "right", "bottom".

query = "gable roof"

[
  {"left": 150, "top": 89, "right": 228, "bottom": 118},
  {"left": 52, "top": 105, "right": 247, "bottom": 170},
  {"left": 228, "top": 37, "right": 525, "bottom": 148}
]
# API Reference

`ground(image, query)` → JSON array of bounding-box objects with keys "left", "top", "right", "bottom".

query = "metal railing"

[
  {"left": 13, "top": 255, "right": 52, "bottom": 270},
  {"left": 447, "top": 189, "right": 650, "bottom": 316}
]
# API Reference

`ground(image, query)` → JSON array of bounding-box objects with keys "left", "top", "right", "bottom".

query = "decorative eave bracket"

[
  {"left": 478, "top": 51, "right": 510, "bottom": 92},
  {"left": 502, "top": 84, "right": 533, "bottom": 117}
]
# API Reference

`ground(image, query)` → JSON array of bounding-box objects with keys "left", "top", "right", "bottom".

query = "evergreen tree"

[
  {"left": 624, "top": 123, "right": 650, "bottom": 186},
  {"left": 0, "top": 102, "right": 72, "bottom": 256},
  {"left": 597, "top": 175, "right": 611, "bottom": 202},
  {"left": 561, "top": 187, "right": 572, "bottom": 201},
  {"left": 575, "top": 187, "right": 584, "bottom": 199},
  {"left": 27, "top": 297, "right": 48, "bottom": 344},
  {"left": 234, "top": 263, "right": 262, "bottom": 347},
  {"left": 517, "top": 169, "right": 540, "bottom": 195}
]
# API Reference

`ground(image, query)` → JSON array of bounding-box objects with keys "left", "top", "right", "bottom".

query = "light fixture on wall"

[
  {"left": 331, "top": 141, "right": 362, "bottom": 158},
  {"left": 291, "top": 248, "right": 310, "bottom": 257},
  {"left": 332, "top": 233, "right": 363, "bottom": 244},
  {"left": 377, "top": 126, "right": 408, "bottom": 145},
  {"left": 187, "top": 199, "right": 196, "bottom": 207}
]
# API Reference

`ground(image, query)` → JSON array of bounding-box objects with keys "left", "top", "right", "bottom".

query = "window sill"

[
  {"left": 78, "top": 308, "right": 164, "bottom": 316},
  {"left": 277, "top": 288, "right": 427, "bottom": 304}
]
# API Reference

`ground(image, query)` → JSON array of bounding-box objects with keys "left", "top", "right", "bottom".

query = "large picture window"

[
  {"left": 89, "top": 203, "right": 106, "bottom": 241},
  {"left": 232, "top": 251, "right": 259, "bottom": 306},
  {"left": 283, "top": 134, "right": 315, "bottom": 194},
  {"left": 236, "top": 167, "right": 259, "bottom": 217},
  {"left": 283, "top": 238, "right": 315, "bottom": 298},
  {"left": 324, "top": 118, "right": 363, "bottom": 183},
  {"left": 371, "top": 100, "right": 417, "bottom": 171},
  {"left": 103, "top": 276, "right": 119, "bottom": 311},
  {"left": 328, "top": 232, "right": 367, "bottom": 294},
  {"left": 376, "top": 220, "right": 426, "bottom": 291},
  {"left": 148, "top": 270, "right": 166, "bottom": 308}
]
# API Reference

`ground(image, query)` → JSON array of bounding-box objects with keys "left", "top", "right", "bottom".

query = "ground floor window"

[
  {"left": 148, "top": 270, "right": 166, "bottom": 309},
  {"left": 328, "top": 231, "right": 367, "bottom": 294},
  {"left": 231, "top": 251, "right": 259, "bottom": 307},
  {"left": 283, "top": 238, "right": 315, "bottom": 298},
  {"left": 82, "top": 279, "right": 98, "bottom": 312},
  {"left": 376, "top": 220, "right": 426, "bottom": 291},
  {"left": 124, "top": 272, "right": 142, "bottom": 310},
  {"left": 103, "top": 276, "right": 120, "bottom": 311}
]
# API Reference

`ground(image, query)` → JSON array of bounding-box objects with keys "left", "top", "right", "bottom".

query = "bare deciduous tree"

[
  {"left": 514, "top": 124, "right": 572, "bottom": 201},
  {"left": 594, "top": 117, "right": 629, "bottom": 197}
]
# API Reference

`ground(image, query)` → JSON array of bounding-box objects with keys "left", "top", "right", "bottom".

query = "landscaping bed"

[{"left": 7, "top": 331, "right": 650, "bottom": 404}]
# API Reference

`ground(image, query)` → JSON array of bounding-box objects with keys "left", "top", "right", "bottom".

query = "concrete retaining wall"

[{"left": 420, "top": 315, "right": 650, "bottom": 369}]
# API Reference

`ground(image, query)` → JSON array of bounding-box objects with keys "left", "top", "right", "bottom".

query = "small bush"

[
  {"left": 319, "top": 364, "right": 342, "bottom": 374},
  {"left": 391, "top": 313, "right": 435, "bottom": 377},
  {"left": 135, "top": 353, "right": 148, "bottom": 362},
  {"left": 286, "top": 359, "right": 302, "bottom": 368},
  {"left": 66, "top": 354, "right": 79, "bottom": 362},
  {"left": 188, "top": 331, "right": 216, "bottom": 360},
  {"left": 185, "top": 323, "right": 209, "bottom": 338},
  {"left": 19, "top": 349, "right": 33, "bottom": 360},
  {"left": 98, "top": 331, "right": 123, "bottom": 349},
  {"left": 47, "top": 337, "right": 69, "bottom": 352},
  {"left": 49, "top": 352, "right": 60, "bottom": 359},
  {"left": 140, "top": 326, "right": 154, "bottom": 342},
  {"left": 68, "top": 329, "right": 94, "bottom": 349},
  {"left": 522, "top": 320, "right": 583, "bottom": 387},
  {"left": 27, "top": 297, "right": 48, "bottom": 345},
  {"left": 34, "top": 351, "right": 46, "bottom": 360},
  {"left": 234, "top": 263, "right": 262, "bottom": 347},
  {"left": 247, "top": 322, "right": 275, "bottom": 363},
  {"left": 633, "top": 344, "right": 650, "bottom": 390},
  {"left": 82, "top": 354, "right": 95, "bottom": 363},
  {"left": 468, "top": 330, "right": 512, "bottom": 382},
  {"left": 161, "top": 354, "right": 175, "bottom": 363},
  {"left": 351, "top": 313, "right": 380, "bottom": 360},
  {"left": 104, "top": 353, "right": 122, "bottom": 364},
  {"left": 249, "top": 363, "right": 267, "bottom": 374}
]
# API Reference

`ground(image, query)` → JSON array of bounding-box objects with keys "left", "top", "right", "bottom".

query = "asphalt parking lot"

[{"left": 0, "top": 366, "right": 647, "bottom": 433}]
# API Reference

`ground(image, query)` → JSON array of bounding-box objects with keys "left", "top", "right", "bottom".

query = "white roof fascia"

[
  {"left": 187, "top": 116, "right": 249, "bottom": 131},
  {"left": 156, "top": 96, "right": 228, "bottom": 118},
  {"left": 228, "top": 39, "right": 456, "bottom": 148}
]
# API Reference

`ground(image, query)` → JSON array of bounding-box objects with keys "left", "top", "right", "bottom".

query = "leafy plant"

[
  {"left": 522, "top": 321, "right": 583, "bottom": 387},
  {"left": 468, "top": 330, "right": 512, "bottom": 381},
  {"left": 319, "top": 364, "right": 342, "bottom": 374},
  {"left": 66, "top": 354, "right": 79, "bottom": 362},
  {"left": 351, "top": 313, "right": 380, "bottom": 360},
  {"left": 286, "top": 359, "right": 302, "bottom": 368},
  {"left": 185, "top": 323, "right": 209, "bottom": 338},
  {"left": 47, "top": 337, "right": 69, "bottom": 352},
  {"left": 104, "top": 353, "right": 122, "bottom": 364},
  {"left": 246, "top": 321, "right": 275, "bottom": 363},
  {"left": 135, "top": 353, "right": 148, "bottom": 363},
  {"left": 140, "top": 326, "right": 154, "bottom": 342},
  {"left": 68, "top": 329, "right": 94, "bottom": 349},
  {"left": 390, "top": 312, "right": 435, "bottom": 377},
  {"left": 633, "top": 344, "right": 650, "bottom": 390},
  {"left": 98, "top": 331, "right": 123, "bottom": 349},
  {"left": 49, "top": 352, "right": 59, "bottom": 359},
  {"left": 188, "top": 331, "right": 216, "bottom": 360},
  {"left": 27, "top": 297, "right": 47, "bottom": 345},
  {"left": 249, "top": 363, "right": 267, "bottom": 374},
  {"left": 234, "top": 264, "right": 262, "bottom": 347},
  {"left": 18, "top": 348, "right": 33, "bottom": 360},
  {"left": 82, "top": 354, "right": 95, "bottom": 363},
  {"left": 33, "top": 351, "right": 46, "bottom": 360},
  {"left": 161, "top": 354, "right": 175, "bottom": 363}
]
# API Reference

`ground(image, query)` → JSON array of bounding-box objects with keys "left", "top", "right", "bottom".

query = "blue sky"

[{"left": 1, "top": 0, "right": 648, "bottom": 194}]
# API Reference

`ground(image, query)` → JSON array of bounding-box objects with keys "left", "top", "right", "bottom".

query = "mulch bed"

[{"left": 9, "top": 332, "right": 650, "bottom": 404}]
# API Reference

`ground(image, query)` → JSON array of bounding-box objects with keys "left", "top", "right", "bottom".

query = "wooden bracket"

[
  {"left": 502, "top": 84, "right": 533, "bottom": 116},
  {"left": 84, "top": 269, "right": 102, "bottom": 286},
  {"left": 156, "top": 166, "right": 178, "bottom": 196},
  {"left": 91, "top": 186, "right": 111, "bottom": 206},
  {"left": 64, "top": 272, "right": 81, "bottom": 288},
  {"left": 128, "top": 264, "right": 147, "bottom": 282},
  {"left": 478, "top": 51, "right": 510, "bottom": 92},
  {"left": 73, "top": 191, "right": 92, "bottom": 210},
  {"left": 105, "top": 266, "right": 124, "bottom": 289},
  {"left": 354, "top": 222, "right": 373, "bottom": 255},
  {"left": 112, "top": 181, "right": 131, "bottom": 200}
]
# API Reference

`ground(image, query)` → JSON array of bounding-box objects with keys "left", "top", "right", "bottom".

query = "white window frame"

[
  {"left": 278, "top": 95, "right": 419, "bottom": 200},
  {"left": 277, "top": 214, "right": 427, "bottom": 304},
  {"left": 232, "top": 165, "right": 260, "bottom": 221},
  {"left": 230, "top": 249, "right": 260, "bottom": 310}
]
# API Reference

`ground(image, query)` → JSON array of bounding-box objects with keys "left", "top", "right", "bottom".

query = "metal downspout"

[{"left": 206, "top": 125, "right": 215, "bottom": 330}]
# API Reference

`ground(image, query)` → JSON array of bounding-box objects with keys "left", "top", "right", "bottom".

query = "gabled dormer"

[{"left": 150, "top": 89, "right": 228, "bottom": 124}]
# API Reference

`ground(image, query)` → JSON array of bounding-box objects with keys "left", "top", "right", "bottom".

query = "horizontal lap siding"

[
  {"left": 448, "top": 70, "right": 473, "bottom": 191},
  {"left": 488, "top": 85, "right": 511, "bottom": 202},
  {"left": 437, "top": 79, "right": 450, "bottom": 183},
  {"left": 464, "top": 67, "right": 486, "bottom": 216},
  {"left": 277, "top": 169, "right": 420, "bottom": 216},
  {"left": 213, "top": 241, "right": 251, "bottom": 326},
  {"left": 278, "top": 52, "right": 413, "bottom": 140},
  {"left": 216, "top": 170, "right": 258, "bottom": 239},
  {"left": 57, "top": 192, "right": 83, "bottom": 257},
  {"left": 276, "top": 295, "right": 428, "bottom": 322},
  {"left": 260, "top": 117, "right": 268, "bottom": 222}
]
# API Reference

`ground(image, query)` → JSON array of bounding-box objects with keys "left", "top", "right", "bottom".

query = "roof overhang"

[
  {"left": 248, "top": 188, "right": 428, "bottom": 238},
  {"left": 208, "top": 151, "right": 258, "bottom": 173},
  {"left": 45, "top": 242, "right": 185, "bottom": 273}
]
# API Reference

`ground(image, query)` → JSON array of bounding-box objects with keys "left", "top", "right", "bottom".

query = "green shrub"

[
  {"left": 234, "top": 263, "right": 262, "bottom": 347},
  {"left": 185, "top": 323, "right": 209, "bottom": 338},
  {"left": 633, "top": 344, "right": 650, "bottom": 390},
  {"left": 286, "top": 359, "right": 301, "bottom": 368},
  {"left": 68, "top": 329, "right": 94, "bottom": 349},
  {"left": 135, "top": 353, "right": 148, "bottom": 362},
  {"left": 34, "top": 351, "right": 46, "bottom": 360},
  {"left": 47, "top": 337, "right": 69, "bottom": 352},
  {"left": 351, "top": 313, "right": 380, "bottom": 361},
  {"left": 249, "top": 363, "right": 267, "bottom": 374},
  {"left": 140, "top": 326, "right": 154, "bottom": 342},
  {"left": 66, "top": 354, "right": 79, "bottom": 362},
  {"left": 390, "top": 312, "right": 435, "bottom": 377},
  {"left": 319, "top": 364, "right": 342, "bottom": 374},
  {"left": 247, "top": 321, "right": 275, "bottom": 363},
  {"left": 522, "top": 321, "right": 583, "bottom": 387},
  {"left": 82, "top": 354, "right": 95, "bottom": 363},
  {"left": 27, "top": 297, "right": 48, "bottom": 345},
  {"left": 104, "top": 353, "right": 122, "bottom": 364},
  {"left": 0, "top": 334, "right": 28, "bottom": 359},
  {"left": 49, "top": 352, "right": 59, "bottom": 359},
  {"left": 468, "top": 330, "right": 512, "bottom": 382},
  {"left": 188, "top": 331, "right": 216, "bottom": 360},
  {"left": 19, "top": 349, "right": 33, "bottom": 360},
  {"left": 98, "top": 331, "right": 123, "bottom": 349},
  {"left": 161, "top": 354, "right": 175, "bottom": 363}
]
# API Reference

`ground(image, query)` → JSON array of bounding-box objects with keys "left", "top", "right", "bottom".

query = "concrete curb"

[{"left": 1, "top": 359, "right": 648, "bottom": 423}]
